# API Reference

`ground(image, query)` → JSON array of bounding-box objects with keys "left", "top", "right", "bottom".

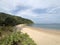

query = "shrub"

[{"left": 0, "top": 32, "right": 36, "bottom": 45}]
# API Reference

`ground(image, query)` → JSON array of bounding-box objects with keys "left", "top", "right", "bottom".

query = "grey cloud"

[
  {"left": 10, "top": 5, "right": 30, "bottom": 14},
  {"left": 49, "top": 8, "right": 60, "bottom": 14},
  {"left": 32, "top": 8, "right": 48, "bottom": 14}
]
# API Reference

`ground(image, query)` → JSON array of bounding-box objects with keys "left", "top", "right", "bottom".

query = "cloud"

[
  {"left": 32, "top": 8, "right": 48, "bottom": 14},
  {"left": 0, "top": 0, "right": 60, "bottom": 23},
  {"left": 17, "top": 0, "right": 60, "bottom": 9},
  {"left": 11, "top": 5, "right": 30, "bottom": 14},
  {"left": 15, "top": 8, "right": 38, "bottom": 18},
  {"left": 32, "top": 14, "right": 60, "bottom": 23},
  {"left": 48, "top": 7, "right": 60, "bottom": 14},
  {"left": 32, "top": 7, "right": 60, "bottom": 14}
]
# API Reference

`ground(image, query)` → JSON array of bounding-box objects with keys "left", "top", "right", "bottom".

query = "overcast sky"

[{"left": 0, "top": 0, "right": 60, "bottom": 23}]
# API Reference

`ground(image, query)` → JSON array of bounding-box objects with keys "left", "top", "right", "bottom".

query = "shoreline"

[
  {"left": 25, "top": 26, "right": 60, "bottom": 35},
  {"left": 16, "top": 25, "right": 60, "bottom": 45}
]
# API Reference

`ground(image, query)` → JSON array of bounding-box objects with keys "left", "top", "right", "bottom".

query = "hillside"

[
  {"left": 0, "top": 13, "right": 36, "bottom": 45},
  {"left": 0, "top": 12, "right": 33, "bottom": 26}
]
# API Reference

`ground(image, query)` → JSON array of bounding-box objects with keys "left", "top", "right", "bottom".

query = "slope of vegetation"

[
  {"left": 0, "top": 12, "right": 36, "bottom": 45},
  {"left": 0, "top": 27, "right": 36, "bottom": 45},
  {"left": 0, "top": 13, "right": 33, "bottom": 26}
]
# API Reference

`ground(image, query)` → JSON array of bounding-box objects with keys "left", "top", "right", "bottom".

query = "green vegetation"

[
  {"left": 0, "top": 12, "right": 33, "bottom": 26},
  {"left": 0, "top": 12, "right": 36, "bottom": 45},
  {"left": 0, "top": 27, "right": 36, "bottom": 45}
]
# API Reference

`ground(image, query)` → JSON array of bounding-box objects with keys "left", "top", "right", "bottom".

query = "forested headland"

[
  {"left": 0, "top": 12, "right": 36, "bottom": 45},
  {"left": 0, "top": 12, "right": 33, "bottom": 26}
]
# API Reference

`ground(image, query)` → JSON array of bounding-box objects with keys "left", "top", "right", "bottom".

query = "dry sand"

[
  {"left": 21, "top": 26, "right": 60, "bottom": 45},
  {"left": 16, "top": 25, "right": 60, "bottom": 45}
]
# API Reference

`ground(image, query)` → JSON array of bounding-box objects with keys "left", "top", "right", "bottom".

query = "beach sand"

[
  {"left": 16, "top": 25, "right": 60, "bottom": 45},
  {"left": 21, "top": 26, "right": 60, "bottom": 45}
]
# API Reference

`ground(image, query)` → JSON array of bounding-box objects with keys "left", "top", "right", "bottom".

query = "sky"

[{"left": 0, "top": 0, "right": 60, "bottom": 24}]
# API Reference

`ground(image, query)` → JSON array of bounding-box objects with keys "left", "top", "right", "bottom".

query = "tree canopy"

[{"left": 0, "top": 12, "right": 33, "bottom": 26}]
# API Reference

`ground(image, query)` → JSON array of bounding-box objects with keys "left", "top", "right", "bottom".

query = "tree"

[
  {"left": 0, "top": 13, "right": 34, "bottom": 26},
  {"left": 4, "top": 17, "right": 17, "bottom": 26}
]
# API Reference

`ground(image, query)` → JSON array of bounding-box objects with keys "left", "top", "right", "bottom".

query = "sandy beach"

[{"left": 16, "top": 25, "right": 60, "bottom": 45}]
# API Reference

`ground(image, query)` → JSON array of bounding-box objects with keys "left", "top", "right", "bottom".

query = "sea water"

[{"left": 29, "top": 24, "right": 60, "bottom": 30}]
